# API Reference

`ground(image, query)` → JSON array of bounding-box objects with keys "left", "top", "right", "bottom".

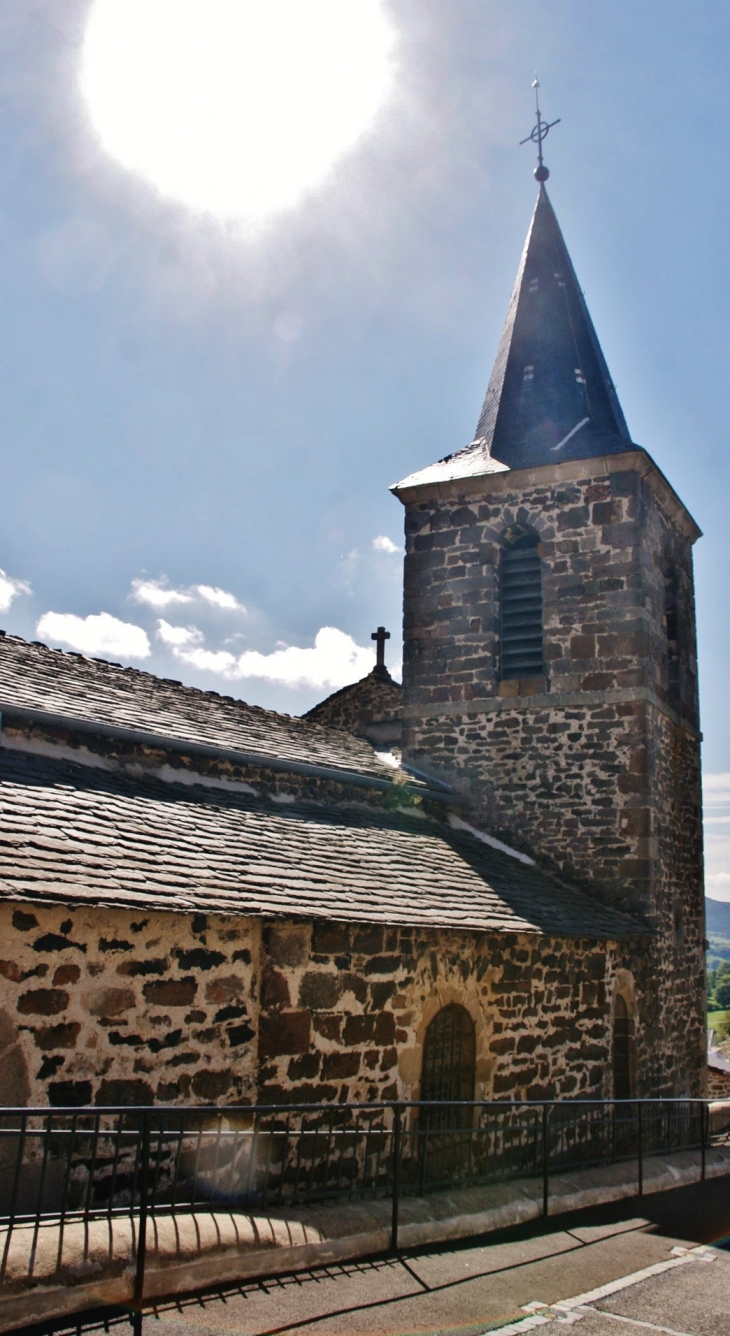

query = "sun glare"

[{"left": 80, "top": 0, "right": 397, "bottom": 224}]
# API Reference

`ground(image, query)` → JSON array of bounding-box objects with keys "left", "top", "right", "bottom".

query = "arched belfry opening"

[
  {"left": 499, "top": 528, "right": 544, "bottom": 680},
  {"left": 421, "top": 1003, "right": 476, "bottom": 1104},
  {"left": 613, "top": 994, "right": 635, "bottom": 1100}
]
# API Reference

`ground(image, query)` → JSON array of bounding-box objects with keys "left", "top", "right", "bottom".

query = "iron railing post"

[
  {"left": 1, "top": 1111, "right": 27, "bottom": 1281},
  {"left": 133, "top": 1109, "right": 152, "bottom": 1325},
  {"left": 637, "top": 1102, "right": 643, "bottom": 1197},
  {"left": 391, "top": 1104, "right": 401, "bottom": 1252},
  {"left": 542, "top": 1103, "right": 549, "bottom": 1218},
  {"left": 0, "top": 1093, "right": 712, "bottom": 1312}
]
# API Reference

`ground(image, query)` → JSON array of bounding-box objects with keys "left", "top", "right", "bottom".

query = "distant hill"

[{"left": 706, "top": 897, "right": 730, "bottom": 937}]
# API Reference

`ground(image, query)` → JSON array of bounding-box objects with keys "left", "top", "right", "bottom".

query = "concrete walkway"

[
  {"left": 2, "top": 1147, "right": 730, "bottom": 1334},
  {"left": 143, "top": 1238, "right": 730, "bottom": 1336}
]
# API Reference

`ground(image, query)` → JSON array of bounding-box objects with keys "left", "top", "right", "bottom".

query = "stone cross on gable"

[{"left": 371, "top": 626, "right": 390, "bottom": 673}]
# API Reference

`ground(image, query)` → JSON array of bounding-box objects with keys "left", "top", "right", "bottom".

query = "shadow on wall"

[{"left": 0, "top": 1007, "right": 31, "bottom": 1212}]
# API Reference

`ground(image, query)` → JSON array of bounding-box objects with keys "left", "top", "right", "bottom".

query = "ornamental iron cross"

[{"left": 520, "top": 75, "right": 560, "bottom": 183}]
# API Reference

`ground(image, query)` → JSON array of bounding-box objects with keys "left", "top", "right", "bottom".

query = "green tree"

[
  {"left": 716, "top": 976, "right": 730, "bottom": 1010},
  {"left": 709, "top": 960, "right": 730, "bottom": 1010}
]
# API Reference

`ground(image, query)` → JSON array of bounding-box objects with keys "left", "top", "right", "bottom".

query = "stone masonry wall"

[
  {"left": 398, "top": 455, "right": 705, "bottom": 1097},
  {"left": 255, "top": 919, "right": 628, "bottom": 1105},
  {"left": 402, "top": 459, "right": 699, "bottom": 726},
  {"left": 0, "top": 901, "right": 259, "bottom": 1107},
  {"left": 707, "top": 1066, "right": 730, "bottom": 1099},
  {"left": 304, "top": 672, "right": 403, "bottom": 749},
  {"left": 0, "top": 899, "right": 635, "bottom": 1107},
  {"left": 646, "top": 705, "right": 705, "bottom": 1095},
  {"left": 401, "top": 462, "right": 700, "bottom": 904}
]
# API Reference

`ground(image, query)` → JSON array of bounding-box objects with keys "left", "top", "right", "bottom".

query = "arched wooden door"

[
  {"left": 613, "top": 995, "right": 633, "bottom": 1100},
  {"left": 418, "top": 1005, "right": 476, "bottom": 1186},
  {"left": 421, "top": 1004, "right": 476, "bottom": 1105}
]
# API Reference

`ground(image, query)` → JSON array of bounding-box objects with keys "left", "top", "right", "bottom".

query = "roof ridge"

[
  {"left": 0, "top": 632, "right": 423, "bottom": 786},
  {"left": 0, "top": 629, "right": 367, "bottom": 743},
  {"left": 303, "top": 667, "right": 402, "bottom": 719}
]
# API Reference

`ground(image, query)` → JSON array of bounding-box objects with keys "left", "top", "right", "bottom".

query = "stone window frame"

[{"left": 405, "top": 985, "right": 488, "bottom": 1121}]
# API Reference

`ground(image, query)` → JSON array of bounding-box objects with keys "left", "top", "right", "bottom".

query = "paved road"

[
  {"left": 23, "top": 1177, "right": 730, "bottom": 1336},
  {"left": 550, "top": 1246, "right": 730, "bottom": 1336}
]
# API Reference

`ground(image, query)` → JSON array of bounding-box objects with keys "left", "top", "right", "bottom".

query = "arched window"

[
  {"left": 500, "top": 530, "right": 543, "bottom": 679},
  {"left": 421, "top": 1004, "right": 476, "bottom": 1104},
  {"left": 613, "top": 995, "right": 634, "bottom": 1100}
]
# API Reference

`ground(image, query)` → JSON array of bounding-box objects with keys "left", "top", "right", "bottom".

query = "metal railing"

[{"left": 0, "top": 1097, "right": 728, "bottom": 1301}]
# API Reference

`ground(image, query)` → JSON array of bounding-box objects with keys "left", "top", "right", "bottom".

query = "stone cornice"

[
  {"left": 402, "top": 684, "right": 702, "bottom": 740},
  {"left": 393, "top": 448, "right": 702, "bottom": 545}
]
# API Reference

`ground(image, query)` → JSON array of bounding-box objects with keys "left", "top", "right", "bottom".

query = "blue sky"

[{"left": 1, "top": 1, "right": 729, "bottom": 894}]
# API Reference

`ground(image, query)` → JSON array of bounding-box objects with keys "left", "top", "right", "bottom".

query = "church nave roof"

[{"left": 0, "top": 747, "right": 643, "bottom": 942}]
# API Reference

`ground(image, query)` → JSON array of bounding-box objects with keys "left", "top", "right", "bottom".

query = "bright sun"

[{"left": 80, "top": 0, "right": 397, "bottom": 224}]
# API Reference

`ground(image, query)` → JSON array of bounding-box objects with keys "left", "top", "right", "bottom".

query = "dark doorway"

[
  {"left": 613, "top": 994, "right": 634, "bottom": 1100},
  {"left": 417, "top": 1005, "right": 477, "bottom": 1189},
  {"left": 421, "top": 1004, "right": 476, "bottom": 1104}
]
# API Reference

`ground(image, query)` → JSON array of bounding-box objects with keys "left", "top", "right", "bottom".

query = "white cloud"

[
  {"left": 130, "top": 578, "right": 193, "bottom": 610},
  {"left": 194, "top": 585, "right": 246, "bottom": 612},
  {"left": 372, "top": 535, "right": 401, "bottom": 554},
  {"left": 157, "top": 620, "right": 203, "bottom": 649},
  {"left": 0, "top": 570, "right": 31, "bottom": 613},
  {"left": 704, "top": 772, "right": 730, "bottom": 902},
  {"left": 704, "top": 773, "right": 730, "bottom": 801},
  {"left": 37, "top": 611, "right": 151, "bottom": 660},
  {"left": 177, "top": 646, "right": 237, "bottom": 674},
  {"left": 232, "top": 627, "right": 373, "bottom": 688},
  {"left": 130, "top": 577, "right": 245, "bottom": 613},
  {"left": 171, "top": 625, "right": 374, "bottom": 689}
]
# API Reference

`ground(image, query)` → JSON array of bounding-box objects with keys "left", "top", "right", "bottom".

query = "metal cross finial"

[
  {"left": 371, "top": 625, "right": 390, "bottom": 672},
  {"left": 520, "top": 75, "right": 560, "bottom": 183}
]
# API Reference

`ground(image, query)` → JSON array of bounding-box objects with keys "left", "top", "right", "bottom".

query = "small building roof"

[
  {"left": 304, "top": 668, "right": 402, "bottom": 748},
  {"left": 708, "top": 1045, "right": 730, "bottom": 1075},
  {"left": 0, "top": 748, "right": 642, "bottom": 940}
]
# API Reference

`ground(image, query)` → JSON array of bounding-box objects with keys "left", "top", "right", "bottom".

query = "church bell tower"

[{"left": 391, "top": 99, "right": 705, "bottom": 1096}]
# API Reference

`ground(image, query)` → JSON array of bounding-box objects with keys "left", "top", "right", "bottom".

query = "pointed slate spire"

[
  {"left": 475, "top": 187, "right": 631, "bottom": 469},
  {"left": 392, "top": 185, "right": 639, "bottom": 497}
]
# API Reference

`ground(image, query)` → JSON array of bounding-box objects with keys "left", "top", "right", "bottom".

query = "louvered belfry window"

[{"left": 500, "top": 530, "right": 544, "bottom": 679}]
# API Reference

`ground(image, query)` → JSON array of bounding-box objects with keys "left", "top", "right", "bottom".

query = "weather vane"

[{"left": 520, "top": 76, "right": 560, "bottom": 183}]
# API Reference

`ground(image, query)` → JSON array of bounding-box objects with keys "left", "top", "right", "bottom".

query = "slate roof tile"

[
  {"left": 0, "top": 634, "right": 394, "bottom": 781},
  {"left": 0, "top": 749, "right": 642, "bottom": 940}
]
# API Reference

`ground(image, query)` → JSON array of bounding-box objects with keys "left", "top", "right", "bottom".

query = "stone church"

[{"left": 0, "top": 179, "right": 705, "bottom": 1112}]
